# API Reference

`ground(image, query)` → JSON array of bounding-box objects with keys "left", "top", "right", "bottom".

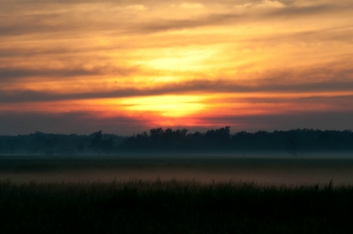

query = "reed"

[{"left": 1, "top": 179, "right": 353, "bottom": 233}]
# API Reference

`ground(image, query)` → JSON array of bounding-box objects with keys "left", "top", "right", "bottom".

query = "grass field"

[
  {"left": 1, "top": 178, "right": 353, "bottom": 233},
  {"left": 1, "top": 155, "right": 353, "bottom": 185},
  {"left": 1, "top": 156, "right": 353, "bottom": 233}
]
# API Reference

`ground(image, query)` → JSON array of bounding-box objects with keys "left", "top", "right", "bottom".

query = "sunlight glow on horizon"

[
  {"left": 1, "top": 0, "right": 353, "bottom": 135},
  {"left": 118, "top": 95, "right": 206, "bottom": 117}
]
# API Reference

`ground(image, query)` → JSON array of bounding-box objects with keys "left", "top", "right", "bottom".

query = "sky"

[{"left": 1, "top": 0, "right": 353, "bottom": 136}]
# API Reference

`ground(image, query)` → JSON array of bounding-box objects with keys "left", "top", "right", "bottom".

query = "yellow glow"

[
  {"left": 1, "top": 0, "right": 353, "bottom": 132},
  {"left": 118, "top": 95, "right": 206, "bottom": 117},
  {"left": 140, "top": 47, "right": 219, "bottom": 72}
]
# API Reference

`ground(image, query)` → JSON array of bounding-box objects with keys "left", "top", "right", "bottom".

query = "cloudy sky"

[{"left": 1, "top": 0, "right": 353, "bottom": 135}]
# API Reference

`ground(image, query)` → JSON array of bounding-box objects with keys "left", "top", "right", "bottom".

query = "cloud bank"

[{"left": 1, "top": 0, "right": 352, "bottom": 134}]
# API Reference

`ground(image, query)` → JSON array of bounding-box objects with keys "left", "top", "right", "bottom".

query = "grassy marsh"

[
  {"left": 1, "top": 156, "right": 353, "bottom": 185},
  {"left": 1, "top": 179, "right": 353, "bottom": 233},
  {"left": 1, "top": 156, "right": 353, "bottom": 233}
]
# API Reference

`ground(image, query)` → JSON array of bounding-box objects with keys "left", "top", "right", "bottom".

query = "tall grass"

[{"left": 1, "top": 179, "right": 353, "bottom": 233}]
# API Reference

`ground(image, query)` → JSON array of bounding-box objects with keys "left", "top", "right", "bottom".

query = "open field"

[
  {"left": 1, "top": 155, "right": 353, "bottom": 186},
  {"left": 2, "top": 155, "right": 353, "bottom": 232},
  {"left": 1, "top": 178, "right": 353, "bottom": 233}
]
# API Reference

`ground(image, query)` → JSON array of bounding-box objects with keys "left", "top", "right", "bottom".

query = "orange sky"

[{"left": 1, "top": 0, "right": 353, "bottom": 135}]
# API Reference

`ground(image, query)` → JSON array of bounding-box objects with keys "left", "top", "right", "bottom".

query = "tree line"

[{"left": 0, "top": 127, "right": 353, "bottom": 156}]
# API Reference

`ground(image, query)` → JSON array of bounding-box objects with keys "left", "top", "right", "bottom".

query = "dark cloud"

[
  {"left": 1, "top": 1, "right": 351, "bottom": 36},
  {"left": 0, "top": 65, "right": 139, "bottom": 81},
  {"left": 133, "top": 13, "right": 243, "bottom": 34},
  {"left": 0, "top": 44, "right": 127, "bottom": 58},
  {"left": 0, "top": 0, "right": 352, "bottom": 135},
  {"left": 201, "top": 110, "right": 353, "bottom": 132},
  {"left": 1, "top": 78, "right": 353, "bottom": 104},
  {"left": 132, "top": 2, "right": 352, "bottom": 34},
  {"left": 240, "top": 25, "right": 353, "bottom": 45},
  {"left": 0, "top": 67, "right": 98, "bottom": 79},
  {"left": 268, "top": 4, "right": 337, "bottom": 17},
  {"left": 0, "top": 2, "right": 128, "bottom": 37},
  {"left": 0, "top": 0, "right": 260, "bottom": 6},
  {"left": 2, "top": 108, "right": 351, "bottom": 136},
  {"left": 238, "top": 95, "right": 353, "bottom": 107},
  {"left": 0, "top": 12, "right": 85, "bottom": 37},
  {"left": 0, "top": 111, "right": 148, "bottom": 136}
]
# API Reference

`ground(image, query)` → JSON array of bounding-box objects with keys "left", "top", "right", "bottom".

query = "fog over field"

[
  {"left": 2, "top": 1, "right": 353, "bottom": 232},
  {"left": 1, "top": 128, "right": 353, "bottom": 186},
  {"left": 2, "top": 155, "right": 353, "bottom": 186}
]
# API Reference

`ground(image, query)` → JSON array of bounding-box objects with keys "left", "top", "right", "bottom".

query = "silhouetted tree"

[
  {"left": 204, "top": 126, "right": 230, "bottom": 149},
  {"left": 89, "top": 131, "right": 103, "bottom": 154},
  {"left": 44, "top": 137, "right": 56, "bottom": 156},
  {"left": 77, "top": 143, "right": 85, "bottom": 154},
  {"left": 186, "top": 131, "right": 205, "bottom": 149},
  {"left": 2, "top": 128, "right": 353, "bottom": 155},
  {"left": 150, "top": 128, "right": 164, "bottom": 149},
  {"left": 89, "top": 131, "right": 114, "bottom": 154},
  {"left": 5, "top": 137, "right": 19, "bottom": 155},
  {"left": 163, "top": 128, "right": 188, "bottom": 150},
  {"left": 286, "top": 130, "right": 301, "bottom": 156}
]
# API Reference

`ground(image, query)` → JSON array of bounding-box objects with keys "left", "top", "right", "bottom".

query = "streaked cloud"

[
  {"left": 126, "top": 4, "right": 147, "bottom": 10},
  {"left": 0, "top": 0, "right": 352, "bottom": 134},
  {"left": 0, "top": 65, "right": 140, "bottom": 81},
  {"left": 180, "top": 3, "right": 205, "bottom": 9},
  {"left": 2, "top": 77, "right": 353, "bottom": 104},
  {"left": 0, "top": 111, "right": 148, "bottom": 136}
]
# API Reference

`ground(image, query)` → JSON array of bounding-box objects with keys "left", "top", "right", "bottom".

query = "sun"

[{"left": 119, "top": 95, "right": 206, "bottom": 117}]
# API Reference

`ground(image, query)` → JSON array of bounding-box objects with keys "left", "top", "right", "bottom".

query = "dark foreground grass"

[{"left": 1, "top": 179, "right": 353, "bottom": 234}]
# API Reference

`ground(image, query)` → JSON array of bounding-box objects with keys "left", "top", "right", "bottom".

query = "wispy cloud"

[
  {"left": 1, "top": 0, "right": 353, "bottom": 134},
  {"left": 126, "top": 4, "right": 147, "bottom": 10},
  {"left": 0, "top": 110, "right": 148, "bottom": 135},
  {"left": 2, "top": 0, "right": 351, "bottom": 36},
  {"left": 199, "top": 110, "right": 353, "bottom": 132},
  {"left": 0, "top": 65, "right": 140, "bottom": 82},
  {"left": 2, "top": 78, "right": 353, "bottom": 104}
]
